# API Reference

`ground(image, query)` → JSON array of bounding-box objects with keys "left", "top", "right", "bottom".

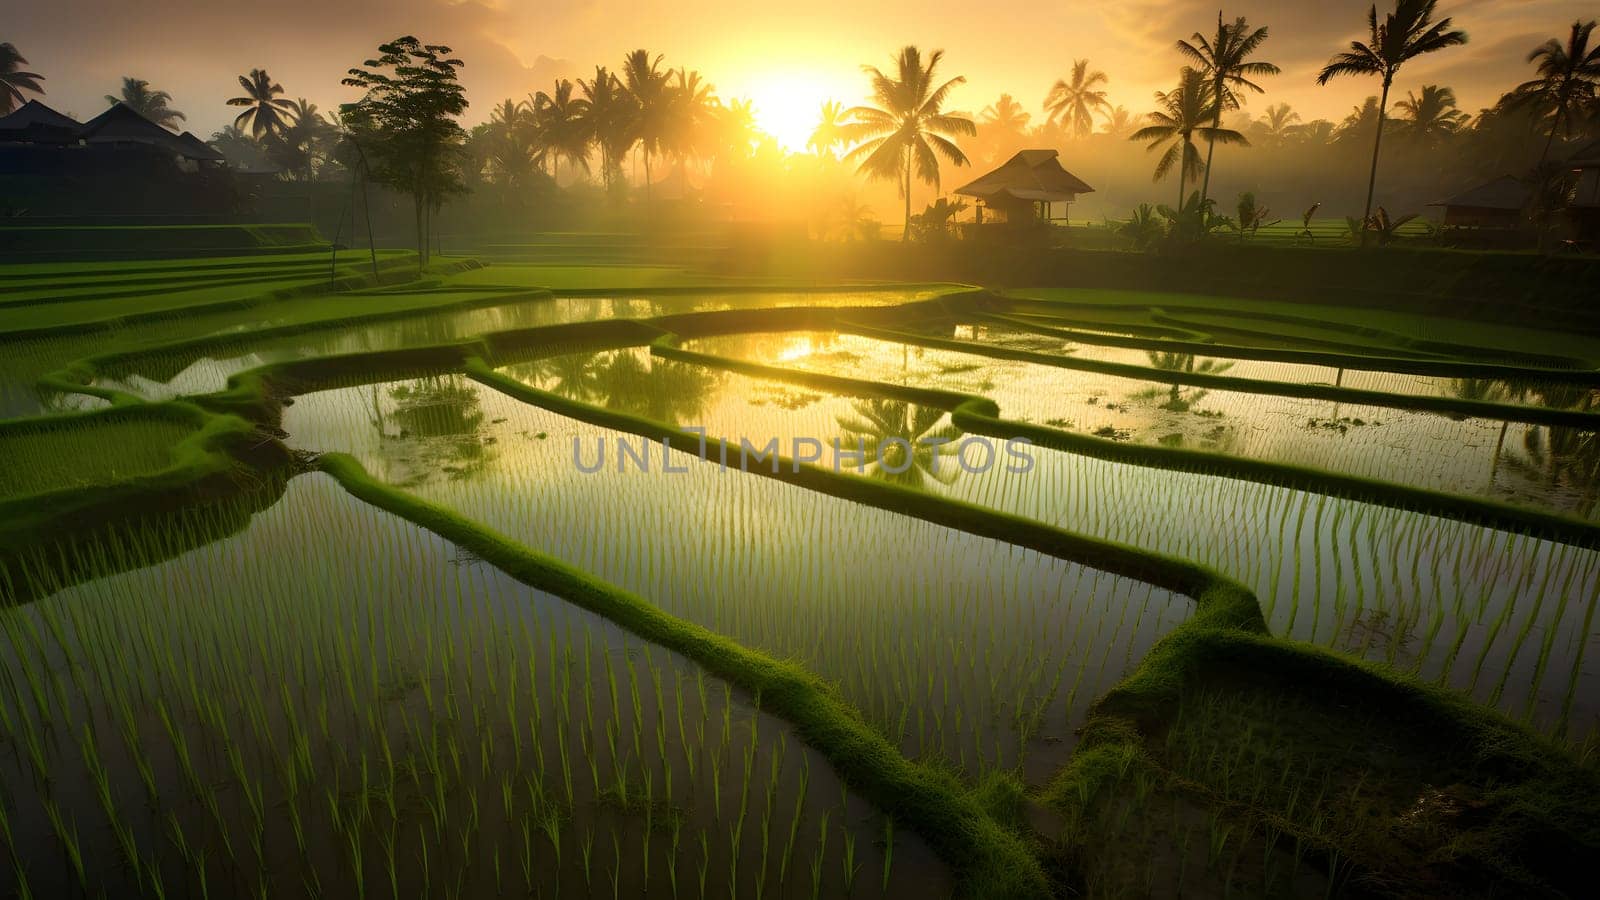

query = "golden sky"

[{"left": 10, "top": 0, "right": 1594, "bottom": 146}]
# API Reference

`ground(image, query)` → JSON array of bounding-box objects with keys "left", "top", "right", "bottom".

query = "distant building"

[
  {"left": 1568, "top": 139, "right": 1600, "bottom": 242},
  {"left": 0, "top": 100, "right": 223, "bottom": 176},
  {"left": 954, "top": 150, "right": 1094, "bottom": 225},
  {"left": 1430, "top": 176, "right": 1531, "bottom": 229}
]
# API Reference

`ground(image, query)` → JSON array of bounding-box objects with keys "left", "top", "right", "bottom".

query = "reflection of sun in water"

[
  {"left": 746, "top": 76, "right": 833, "bottom": 154},
  {"left": 775, "top": 335, "right": 815, "bottom": 362}
]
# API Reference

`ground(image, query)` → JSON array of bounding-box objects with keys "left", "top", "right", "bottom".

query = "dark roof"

[
  {"left": 0, "top": 100, "right": 85, "bottom": 144},
  {"left": 954, "top": 149, "right": 1095, "bottom": 203},
  {"left": 1570, "top": 139, "right": 1600, "bottom": 167},
  {"left": 1431, "top": 176, "right": 1531, "bottom": 211},
  {"left": 78, "top": 103, "right": 218, "bottom": 160},
  {"left": 0, "top": 100, "right": 83, "bottom": 131},
  {"left": 175, "top": 131, "right": 225, "bottom": 162}
]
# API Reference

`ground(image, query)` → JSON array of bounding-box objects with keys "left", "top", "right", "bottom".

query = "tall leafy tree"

[
  {"left": 533, "top": 79, "right": 591, "bottom": 184},
  {"left": 1259, "top": 102, "right": 1302, "bottom": 144},
  {"left": 1043, "top": 60, "right": 1110, "bottom": 138},
  {"left": 841, "top": 45, "right": 975, "bottom": 241},
  {"left": 226, "top": 68, "right": 293, "bottom": 138},
  {"left": 1099, "top": 105, "right": 1136, "bottom": 137},
  {"left": 621, "top": 49, "right": 672, "bottom": 202},
  {"left": 1178, "top": 13, "right": 1278, "bottom": 207},
  {"left": 1317, "top": 0, "right": 1468, "bottom": 228},
  {"left": 107, "top": 77, "right": 185, "bottom": 128},
  {"left": 808, "top": 100, "right": 848, "bottom": 157},
  {"left": 341, "top": 36, "right": 469, "bottom": 267},
  {"left": 484, "top": 99, "right": 536, "bottom": 188},
  {"left": 1394, "top": 84, "right": 1468, "bottom": 144},
  {"left": 577, "top": 66, "right": 633, "bottom": 193},
  {"left": 0, "top": 43, "right": 44, "bottom": 114},
  {"left": 1131, "top": 68, "right": 1246, "bottom": 208},
  {"left": 1507, "top": 20, "right": 1600, "bottom": 171}
]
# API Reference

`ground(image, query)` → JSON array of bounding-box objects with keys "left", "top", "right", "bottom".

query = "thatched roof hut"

[
  {"left": 954, "top": 150, "right": 1093, "bottom": 224},
  {"left": 1430, "top": 176, "right": 1530, "bottom": 228}
]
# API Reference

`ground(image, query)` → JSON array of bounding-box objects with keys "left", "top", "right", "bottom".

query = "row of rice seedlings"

[
  {"left": 0, "top": 414, "right": 190, "bottom": 497},
  {"left": 0, "top": 473, "right": 943, "bottom": 899},
  {"left": 950, "top": 436, "right": 1600, "bottom": 744},
  {"left": 91, "top": 297, "right": 633, "bottom": 403},
  {"left": 687, "top": 329, "right": 1596, "bottom": 517},
  {"left": 281, "top": 375, "right": 1190, "bottom": 782},
  {"left": 532, "top": 339, "right": 1600, "bottom": 746}
]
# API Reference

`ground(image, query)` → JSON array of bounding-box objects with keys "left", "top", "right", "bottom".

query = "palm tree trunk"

[
  {"left": 1361, "top": 79, "right": 1392, "bottom": 241},
  {"left": 414, "top": 194, "right": 426, "bottom": 270},
  {"left": 1199, "top": 82, "right": 1222, "bottom": 208},
  {"left": 644, "top": 147, "right": 653, "bottom": 206},
  {"left": 1177, "top": 140, "right": 1189, "bottom": 211},
  {"left": 1535, "top": 107, "right": 1566, "bottom": 252},
  {"left": 902, "top": 150, "right": 913, "bottom": 242}
]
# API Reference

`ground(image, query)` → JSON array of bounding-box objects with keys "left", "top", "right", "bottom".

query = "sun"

[{"left": 745, "top": 74, "right": 837, "bottom": 154}]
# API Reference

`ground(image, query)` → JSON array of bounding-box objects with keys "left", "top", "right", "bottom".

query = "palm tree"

[
  {"left": 1043, "top": 60, "right": 1110, "bottom": 138},
  {"left": 0, "top": 43, "right": 44, "bottom": 115},
  {"left": 486, "top": 98, "right": 537, "bottom": 188},
  {"left": 1337, "top": 96, "right": 1384, "bottom": 143},
  {"left": 1317, "top": 0, "right": 1468, "bottom": 229},
  {"left": 808, "top": 100, "right": 849, "bottom": 157},
  {"left": 226, "top": 68, "right": 293, "bottom": 138},
  {"left": 1394, "top": 84, "right": 1468, "bottom": 144},
  {"left": 577, "top": 66, "right": 632, "bottom": 193},
  {"left": 1099, "top": 105, "right": 1136, "bottom": 137},
  {"left": 532, "top": 80, "right": 591, "bottom": 184},
  {"left": 1178, "top": 13, "right": 1278, "bottom": 208},
  {"left": 1259, "top": 102, "right": 1302, "bottom": 144},
  {"left": 842, "top": 45, "right": 975, "bottom": 241},
  {"left": 106, "top": 77, "right": 185, "bottom": 128},
  {"left": 665, "top": 69, "right": 717, "bottom": 177},
  {"left": 1131, "top": 68, "right": 1245, "bottom": 208},
  {"left": 270, "top": 98, "right": 334, "bottom": 180},
  {"left": 979, "top": 94, "right": 1031, "bottom": 134},
  {"left": 621, "top": 49, "right": 672, "bottom": 202},
  {"left": 107, "top": 76, "right": 184, "bottom": 128},
  {"left": 1507, "top": 20, "right": 1600, "bottom": 172}
]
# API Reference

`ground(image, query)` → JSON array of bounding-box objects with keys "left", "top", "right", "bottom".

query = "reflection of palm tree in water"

[
  {"left": 835, "top": 399, "right": 963, "bottom": 488},
  {"left": 1499, "top": 424, "right": 1600, "bottom": 518},
  {"left": 369, "top": 376, "right": 493, "bottom": 481},
  {"left": 1144, "top": 351, "right": 1230, "bottom": 411},
  {"left": 593, "top": 350, "right": 718, "bottom": 425}
]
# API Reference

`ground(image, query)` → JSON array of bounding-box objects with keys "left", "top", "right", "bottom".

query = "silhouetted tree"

[
  {"left": 1394, "top": 84, "right": 1468, "bottom": 145},
  {"left": 1099, "top": 105, "right": 1136, "bottom": 137},
  {"left": 0, "top": 43, "right": 44, "bottom": 114},
  {"left": 842, "top": 45, "right": 975, "bottom": 241},
  {"left": 533, "top": 79, "right": 591, "bottom": 184},
  {"left": 342, "top": 36, "right": 469, "bottom": 267},
  {"left": 226, "top": 68, "right": 293, "bottom": 138},
  {"left": 1044, "top": 60, "right": 1110, "bottom": 138},
  {"left": 1132, "top": 68, "right": 1244, "bottom": 208},
  {"left": 1507, "top": 20, "right": 1600, "bottom": 172},
  {"left": 1317, "top": 0, "right": 1468, "bottom": 230},
  {"left": 107, "top": 77, "right": 184, "bottom": 128},
  {"left": 1258, "top": 102, "right": 1302, "bottom": 145},
  {"left": 808, "top": 100, "right": 849, "bottom": 157},
  {"left": 621, "top": 49, "right": 672, "bottom": 202},
  {"left": 577, "top": 66, "right": 633, "bottom": 193},
  {"left": 1178, "top": 13, "right": 1277, "bottom": 207}
]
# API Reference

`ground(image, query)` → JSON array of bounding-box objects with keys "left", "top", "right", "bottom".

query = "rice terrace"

[{"left": 5, "top": 2, "right": 1600, "bottom": 898}]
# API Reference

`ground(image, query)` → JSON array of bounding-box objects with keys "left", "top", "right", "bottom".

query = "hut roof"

[
  {"left": 175, "top": 131, "right": 225, "bottom": 162},
  {"left": 1431, "top": 176, "right": 1530, "bottom": 211},
  {"left": 0, "top": 100, "right": 85, "bottom": 143},
  {"left": 954, "top": 150, "right": 1094, "bottom": 204},
  {"left": 0, "top": 100, "right": 83, "bottom": 131},
  {"left": 1569, "top": 139, "right": 1600, "bottom": 167}
]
